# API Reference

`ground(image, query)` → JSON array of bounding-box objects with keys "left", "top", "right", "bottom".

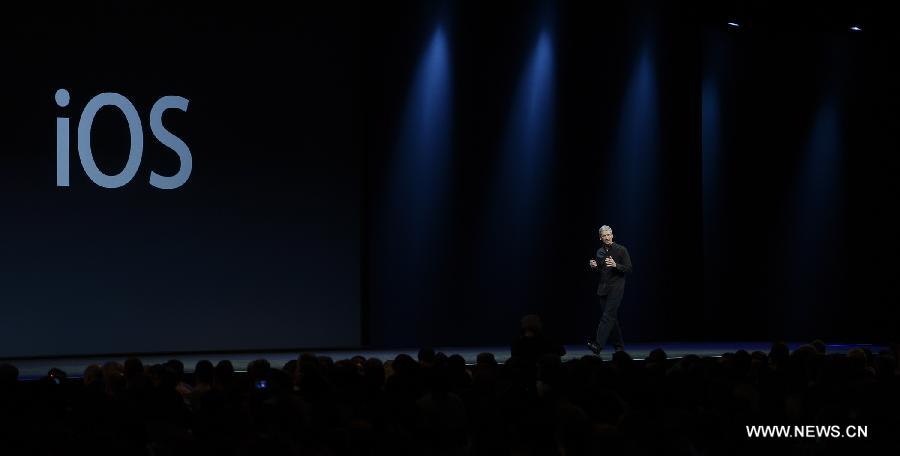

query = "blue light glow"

[
  {"left": 374, "top": 24, "right": 453, "bottom": 341},
  {"left": 604, "top": 43, "right": 659, "bottom": 241},
  {"left": 478, "top": 27, "right": 556, "bottom": 310},
  {"left": 499, "top": 30, "right": 555, "bottom": 218},
  {"left": 387, "top": 26, "right": 452, "bottom": 245}
]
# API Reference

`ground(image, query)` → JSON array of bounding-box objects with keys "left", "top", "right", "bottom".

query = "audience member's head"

[
  {"left": 520, "top": 314, "right": 543, "bottom": 337},
  {"left": 46, "top": 367, "right": 67, "bottom": 384},
  {"left": 611, "top": 350, "right": 634, "bottom": 372},
  {"left": 281, "top": 359, "right": 298, "bottom": 375},
  {"left": 214, "top": 360, "right": 235, "bottom": 389},
  {"left": 769, "top": 341, "right": 790, "bottom": 368},
  {"left": 268, "top": 367, "right": 292, "bottom": 393},
  {"left": 647, "top": 348, "right": 667, "bottom": 367},
  {"left": 194, "top": 360, "right": 214, "bottom": 387},
  {"left": 433, "top": 352, "right": 449, "bottom": 369},
  {"left": 476, "top": 352, "right": 497, "bottom": 367},
  {"left": 392, "top": 353, "right": 417, "bottom": 376},
  {"left": 447, "top": 354, "right": 466, "bottom": 373},
  {"left": 749, "top": 351, "right": 768, "bottom": 373},
  {"left": 811, "top": 339, "right": 826, "bottom": 354},
  {"left": 102, "top": 361, "right": 125, "bottom": 394},
  {"left": 847, "top": 347, "right": 870, "bottom": 375},
  {"left": 733, "top": 349, "right": 752, "bottom": 374},
  {"left": 317, "top": 355, "right": 335, "bottom": 371},
  {"left": 247, "top": 359, "right": 271, "bottom": 385},
  {"left": 363, "top": 357, "right": 385, "bottom": 390},
  {"left": 351, "top": 355, "right": 367, "bottom": 367},
  {"left": 298, "top": 353, "right": 318, "bottom": 365},
  {"left": 164, "top": 359, "right": 185, "bottom": 382},
  {"left": 83, "top": 364, "right": 103, "bottom": 386},
  {"left": 124, "top": 357, "right": 144, "bottom": 380},
  {"left": 0, "top": 363, "right": 19, "bottom": 389},
  {"left": 418, "top": 347, "right": 436, "bottom": 367}
]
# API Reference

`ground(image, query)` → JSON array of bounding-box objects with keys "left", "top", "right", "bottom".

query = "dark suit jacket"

[{"left": 593, "top": 242, "right": 632, "bottom": 296}]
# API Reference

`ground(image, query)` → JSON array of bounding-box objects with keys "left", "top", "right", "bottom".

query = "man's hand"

[
  {"left": 605, "top": 257, "right": 616, "bottom": 268},
  {"left": 589, "top": 259, "right": 598, "bottom": 268}
]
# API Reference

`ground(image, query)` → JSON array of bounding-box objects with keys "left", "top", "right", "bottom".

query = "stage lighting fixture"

[
  {"left": 727, "top": 22, "right": 740, "bottom": 28},
  {"left": 849, "top": 25, "right": 862, "bottom": 32}
]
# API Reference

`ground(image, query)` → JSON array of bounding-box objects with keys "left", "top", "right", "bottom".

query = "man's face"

[{"left": 600, "top": 230, "right": 613, "bottom": 245}]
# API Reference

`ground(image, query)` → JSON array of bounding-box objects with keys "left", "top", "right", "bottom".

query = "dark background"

[
  {"left": 1, "top": 1, "right": 897, "bottom": 357},
  {"left": 0, "top": 3, "right": 362, "bottom": 357}
]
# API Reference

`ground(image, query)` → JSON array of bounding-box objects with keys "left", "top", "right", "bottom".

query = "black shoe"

[{"left": 586, "top": 341, "right": 601, "bottom": 355}]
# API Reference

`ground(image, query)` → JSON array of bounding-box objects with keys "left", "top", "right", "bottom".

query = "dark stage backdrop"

[
  {"left": 0, "top": 4, "right": 362, "bottom": 357},
  {"left": 2, "top": 1, "right": 897, "bottom": 358},
  {"left": 363, "top": 1, "right": 704, "bottom": 348},
  {"left": 698, "top": 0, "right": 900, "bottom": 344},
  {"left": 364, "top": 0, "right": 898, "bottom": 348}
]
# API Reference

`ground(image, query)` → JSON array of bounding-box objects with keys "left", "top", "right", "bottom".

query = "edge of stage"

[{"left": 3, "top": 342, "right": 885, "bottom": 380}]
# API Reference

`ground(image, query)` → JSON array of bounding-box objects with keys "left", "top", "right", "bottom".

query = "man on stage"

[{"left": 587, "top": 225, "right": 632, "bottom": 354}]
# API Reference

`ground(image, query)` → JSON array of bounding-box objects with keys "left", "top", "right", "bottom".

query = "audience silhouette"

[{"left": 0, "top": 321, "right": 896, "bottom": 455}]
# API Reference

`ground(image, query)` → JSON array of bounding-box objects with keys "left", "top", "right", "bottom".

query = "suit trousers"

[{"left": 594, "top": 289, "right": 625, "bottom": 350}]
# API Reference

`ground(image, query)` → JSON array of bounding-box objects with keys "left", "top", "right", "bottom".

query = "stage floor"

[{"left": 4, "top": 341, "right": 885, "bottom": 380}]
